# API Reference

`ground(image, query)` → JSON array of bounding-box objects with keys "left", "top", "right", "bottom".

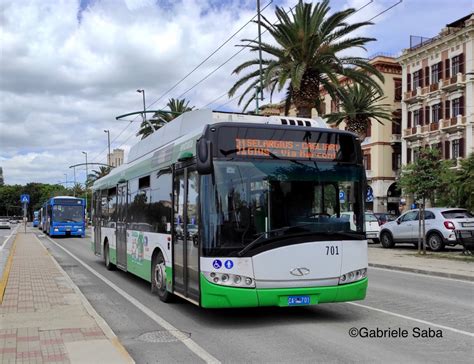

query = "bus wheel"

[
  {"left": 151, "top": 252, "right": 172, "bottom": 302},
  {"left": 104, "top": 243, "right": 115, "bottom": 271}
]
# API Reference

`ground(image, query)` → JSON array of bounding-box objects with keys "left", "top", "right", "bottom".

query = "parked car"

[
  {"left": 0, "top": 218, "right": 11, "bottom": 229},
  {"left": 379, "top": 208, "right": 474, "bottom": 251},
  {"left": 374, "top": 212, "right": 397, "bottom": 225},
  {"left": 339, "top": 211, "right": 381, "bottom": 243}
]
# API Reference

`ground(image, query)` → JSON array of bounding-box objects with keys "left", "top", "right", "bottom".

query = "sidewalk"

[
  {"left": 368, "top": 245, "right": 474, "bottom": 281},
  {"left": 0, "top": 232, "right": 134, "bottom": 363}
]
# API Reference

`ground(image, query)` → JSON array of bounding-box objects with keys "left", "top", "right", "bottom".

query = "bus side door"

[{"left": 116, "top": 183, "right": 128, "bottom": 270}]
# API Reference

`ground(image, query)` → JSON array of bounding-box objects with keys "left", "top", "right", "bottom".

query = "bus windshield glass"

[
  {"left": 52, "top": 205, "right": 84, "bottom": 223},
  {"left": 201, "top": 160, "right": 365, "bottom": 257}
]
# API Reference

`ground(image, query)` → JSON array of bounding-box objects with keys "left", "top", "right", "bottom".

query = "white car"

[
  {"left": 339, "top": 211, "right": 381, "bottom": 243},
  {"left": 379, "top": 208, "right": 474, "bottom": 251},
  {"left": 0, "top": 218, "right": 11, "bottom": 229}
]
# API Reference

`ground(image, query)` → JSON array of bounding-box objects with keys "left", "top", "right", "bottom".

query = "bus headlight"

[
  {"left": 339, "top": 268, "right": 367, "bottom": 285},
  {"left": 203, "top": 272, "right": 255, "bottom": 288},
  {"left": 54, "top": 228, "right": 59, "bottom": 232}
]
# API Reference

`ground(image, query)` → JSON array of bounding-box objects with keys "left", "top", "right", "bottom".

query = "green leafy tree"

[
  {"left": 87, "top": 166, "right": 111, "bottom": 187},
  {"left": 228, "top": 0, "right": 383, "bottom": 117},
  {"left": 137, "top": 98, "right": 194, "bottom": 139},
  {"left": 456, "top": 153, "right": 474, "bottom": 212},
  {"left": 398, "top": 147, "right": 444, "bottom": 253},
  {"left": 325, "top": 84, "right": 393, "bottom": 139}
]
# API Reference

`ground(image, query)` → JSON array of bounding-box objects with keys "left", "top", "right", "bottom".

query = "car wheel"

[
  {"left": 151, "top": 252, "right": 172, "bottom": 302},
  {"left": 380, "top": 231, "right": 395, "bottom": 248},
  {"left": 104, "top": 243, "right": 115, "bottom": 270},
  {"left": 427, "top": 233, "right": 444, "bottom": 252}
]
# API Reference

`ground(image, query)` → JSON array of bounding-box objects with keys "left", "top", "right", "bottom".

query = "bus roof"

[{"left": 92, "top": 109, "right": 333, "bottom": 191}]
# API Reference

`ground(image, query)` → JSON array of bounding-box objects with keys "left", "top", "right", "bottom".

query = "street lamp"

[
  {"left": 136, "top": 89, "right": 146, "bottom": 124},
  {"left": 82, "top": 151, "right": 89, "bottom": 224},
  {"left": 104, "top": 129, "right": 111, "bottom": 167}
]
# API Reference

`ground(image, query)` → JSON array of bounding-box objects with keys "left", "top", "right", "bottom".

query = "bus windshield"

[
  {"left": 201, "top": 160, "right": 365, "bottom": 257},
  {"left": 53, "top": 205, "right": 84, "bottom": 223}
]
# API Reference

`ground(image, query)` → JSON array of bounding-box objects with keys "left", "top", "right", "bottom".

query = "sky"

[{"left": 0, "top": 0, "right": 472, "bottom": 185}]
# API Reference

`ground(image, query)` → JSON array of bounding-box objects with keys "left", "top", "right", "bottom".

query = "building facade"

[
  {"left": 398, "top": 14, "right": 473, "bottom": 170},
  {"left": 108, "top": 149, "right": 124, "bottom": 167},
  {"left": 320, "top": 56, "right": 403, "bottom": 214}
]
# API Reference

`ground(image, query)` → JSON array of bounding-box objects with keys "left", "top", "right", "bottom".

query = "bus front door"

[
  {"left": 173, "top": 167, "right": 200, "bottom": 302},
  {"left": 116, "top": 183, "right": 128, "bottom": 270},
  {"left": 93, "top": 192, "right": 102, "bottom": 255}
]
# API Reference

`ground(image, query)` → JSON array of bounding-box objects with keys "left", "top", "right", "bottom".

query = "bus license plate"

[{"left": 288, "top": 295, "right": 310, "bottom": 306}]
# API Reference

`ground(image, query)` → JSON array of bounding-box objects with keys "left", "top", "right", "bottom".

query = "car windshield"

[
  {"left": 365, "top": 213, "right": 378, "bottom": 222},
  {"left": 201, "top": 160, "right": 365, "bottom": 257},
  {"left": 52, "top": 205, "right": 84, "bottom": 222},
  {"left": 441, "top": 210, "right": 473, "bottom": 219}
]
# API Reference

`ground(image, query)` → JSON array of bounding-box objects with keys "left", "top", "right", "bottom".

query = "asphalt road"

[{"left": 35, "top": 229, "right": 473, "bottom": 364}]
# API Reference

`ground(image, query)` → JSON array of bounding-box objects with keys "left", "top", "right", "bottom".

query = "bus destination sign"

[{"left": 235, "top": 138, "right": 340, "bottom": 160}]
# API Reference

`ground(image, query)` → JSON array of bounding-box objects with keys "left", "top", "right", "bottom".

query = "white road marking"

[
  {"left": 348, "top": 302, "right": 474, "bottom": 337},
  {"left": 0, "top": 226, "right": 18, "bottom": 250},
  {"left": 369, "top": 266, "right": 474, "bottom": 284},
  {"left": 43, "top": 234, "right": 221, "bottom": 364}
]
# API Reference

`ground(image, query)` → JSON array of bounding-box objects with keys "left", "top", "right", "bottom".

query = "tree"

[
  {"left": 137, "top": 98, "right": 194, "bottom": 139},
  {"left": 325, "top": 84, "right": 393, "bottom": 139},
  {"left": 398, "top": 147, "right": 444, "bottom": 254},
  {"left": 228, "top": 0, "right": 383, "bottom": 117},
  {"left": 87, "top": 166, "right": 111, "bottom": 187},
  {"left": 456, "top": 153, "right": 474, "bottom": 212}
]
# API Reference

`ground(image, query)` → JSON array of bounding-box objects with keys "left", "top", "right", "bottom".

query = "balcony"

[
  {"left": 429, "top": 122, "right": 439, "bottom": 132},
  {"left": 440, "top": 115, "right": 467, "bottom": 132},
  {"left": 403, "top": 87, "right": 423, "bottom": 104},
  {"left": 365, "top": 170, "right": 373, "bottom": 179},
  {"left": 441, "top": 73, "right": 465, "bottom": 92},
  {"left": 390, "top": 134, "right": 401, "bottom": 144},
  {"left": 403, "top": 126, "right": 423, "bottom": 140}
]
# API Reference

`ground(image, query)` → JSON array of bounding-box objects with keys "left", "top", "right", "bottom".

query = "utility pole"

[
  {"left": 73, "top": 166, "right": 77, "bottom": 197},
  {"left": 104, "top": 129, "right": 111, "bottom": 167}
]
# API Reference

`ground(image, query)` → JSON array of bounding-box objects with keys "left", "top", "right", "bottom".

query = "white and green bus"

[{"left": 91, "top": 110, "right": 368, "bottom": 308}]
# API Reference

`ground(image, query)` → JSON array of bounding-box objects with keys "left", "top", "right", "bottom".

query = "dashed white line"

[{"left": 42, "top": 234, "right": 221, "bottom": 364}]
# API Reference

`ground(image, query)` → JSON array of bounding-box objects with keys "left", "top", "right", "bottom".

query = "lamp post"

[
  {"left": 82, "top": 151, "right": 89, "bottom": 225},
  {"left": 136, "top": 89, "right": 146, "bottom": 124},
  {"left": 64, "top": 173, "right": 68, "bottom": 187},
  {"left": 104, "top": 129, "right": 111, "bottom": 167}
]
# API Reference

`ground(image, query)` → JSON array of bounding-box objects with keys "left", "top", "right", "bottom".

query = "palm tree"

[
  {"left": 87, "top": 166, "right": 111, "bottom": 187},
  {"left": 228, "top": 0, "right": 384, "bottom": 117},
  {"left": 137, "top": 98, "right": 194, "bottom": 139},
  {"left": 325, "top": 83, "right": 393, "bottom": 139}
]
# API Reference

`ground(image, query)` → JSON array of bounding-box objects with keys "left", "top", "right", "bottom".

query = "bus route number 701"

[{"left": 326, "top": 245, "right": 339, "bottom": 255}]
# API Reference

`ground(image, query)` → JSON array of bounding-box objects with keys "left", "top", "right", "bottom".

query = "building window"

[
  {"left": 424, "top": 66, "right": 430, "bottom": 86},
  {"left": 452, "top": 139, "right": 460, "bottom": 159},
  {"left": 445, "top": 100, "right": 450, "bottom": 119},
  {"left": 392, "top": 151, "right": 401, "bottom": 170},
  {"left": 424, "top": 106, "right": 430, "bottom": 124},
  {"left": 407, "top": 148, "right": 412, "bottom": 163},
  {"left": 363, "top": 153, "right": 371, "bottom": 170},
  {"left": 394, "top": 78, "right": 402, "bottom": 101},
  {"left": 431, "top": 63, "right": 440, "bottom": 83},
  {"left": 392, "top": 112, "right": 401, "bottom": 134},
  {"left": 413, "top": 70, "right": 422, "bottom": 88},
  {"left": 444, "top": 59, "right": 450, "bottom": 79},
  {"left": 452, "top": 54, "right": 464, "bottom": 75},
  {"left": 452, "top": 97, "right": 462, "bottom": 116},
  {"left": 432, "top": 103, "right": 441, "bottom": 123},
  {"left": 413, "top": 109, "right": 420, "bottom": 126}
]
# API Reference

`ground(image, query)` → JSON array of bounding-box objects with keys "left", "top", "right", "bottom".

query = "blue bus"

[
  {"left": 45, "top": 196, "right": 86, "bottom": 237},
  {"left": 33, "top": 211, "right": 40, "bottom": 227}
]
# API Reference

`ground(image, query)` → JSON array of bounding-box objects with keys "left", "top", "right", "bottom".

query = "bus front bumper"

[
  {"left": 200, "top": 275, "right": 368, "bottom": 308},
  {"left": 50, "top": 227, "right": 85, "bottom": 236}
]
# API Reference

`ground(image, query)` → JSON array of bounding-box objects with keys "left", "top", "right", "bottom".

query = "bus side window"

[{"left": 150, "top": 171, "right": 172, "bottom": 233}]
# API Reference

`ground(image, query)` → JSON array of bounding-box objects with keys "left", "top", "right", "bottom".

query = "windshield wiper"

[{"left": 237, "top": 223, "right": 316, "bottom": 257}]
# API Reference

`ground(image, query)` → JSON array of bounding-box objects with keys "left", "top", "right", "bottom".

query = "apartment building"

[{"left": 398, "top": 13, "right": 474, "bottom": 167}]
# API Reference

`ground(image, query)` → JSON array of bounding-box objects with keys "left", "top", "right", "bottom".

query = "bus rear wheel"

[
  {"left": 151, "top": 252, "right": 172, "bottom": 302},
  {"left": 104, "top": 243, "right": 115, "bottom": 271}
]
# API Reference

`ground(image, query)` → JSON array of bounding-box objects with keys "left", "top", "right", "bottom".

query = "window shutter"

[
  {"left": 460, "top": 96, "right": 465, "bottom": 116},
  {"left": 425, "top": 106, "right": 430, "bottom": 124},
  {"left": 459, "top": 53, "right": 464, "bottom": 74},
  {"left": 440, "top": 102, "right": 444, "bottom": 120},
  {"left": 424, "top": 66, "right": 430, "bottom": 85},
  {"left": 419, "top": 69, "right": 424, "bottom": 87},
  {"left": 444, "top": 141, "right": 450, "bottom": 159},
  {"left": 419, "top": 108, "right": 424, "bottom": 125},
  {"left": 408, "top": 111, "right": 412, "bottom": 127},
  {"left": 459, "top": 138, "right": 465, "bottom": 158},
  {"left": 437, "top": 61, "right": 443, "bottom": 81},
  {"left": 445, "top": 100, "right": 450, "bottom": 119},
  {"left": 367, "top": 153, "right": 371, "bottom": 170},
  {"left": 445, "top": 59, "right": 450, "bottom": 78},
  {"left": 407, "top": 73, "right": 411, "bottom": 91},
  {"left": 407, "top": 148, "right": 411, "bottom": 163}
]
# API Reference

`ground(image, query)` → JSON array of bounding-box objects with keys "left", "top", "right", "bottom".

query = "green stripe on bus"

[{"left": 200, "top": 274, "right": 368, "bottom": 308}]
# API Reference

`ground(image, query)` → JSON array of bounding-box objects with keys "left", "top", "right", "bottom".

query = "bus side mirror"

[{"left": 196, "top": 138, "right": 213, "bottom": 175}]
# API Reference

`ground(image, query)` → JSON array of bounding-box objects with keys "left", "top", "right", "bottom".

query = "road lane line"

[
  {"left": 42, "top": 234, "right": 221, "bottom": 364},
  {"left": 348, "top": 302, "right": 474, "bottom": 337}
]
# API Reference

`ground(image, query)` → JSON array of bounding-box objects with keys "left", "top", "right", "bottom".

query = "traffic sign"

[
  {"left": 20, "top": 194, "right": 30, "bottom": 204},
  {"left": 339, "top": 191, "right": 345, "bottom": 201}
]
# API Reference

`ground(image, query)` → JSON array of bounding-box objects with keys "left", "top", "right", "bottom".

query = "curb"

[
  {"left": 34, "top": 234, "right": 135, "bottom": 364},
  {"left": 369, "top": 263, "right": 474, "bottom": 282},
  {"left": 0, "top": 234, "right": 18, "bottom": 302}
]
